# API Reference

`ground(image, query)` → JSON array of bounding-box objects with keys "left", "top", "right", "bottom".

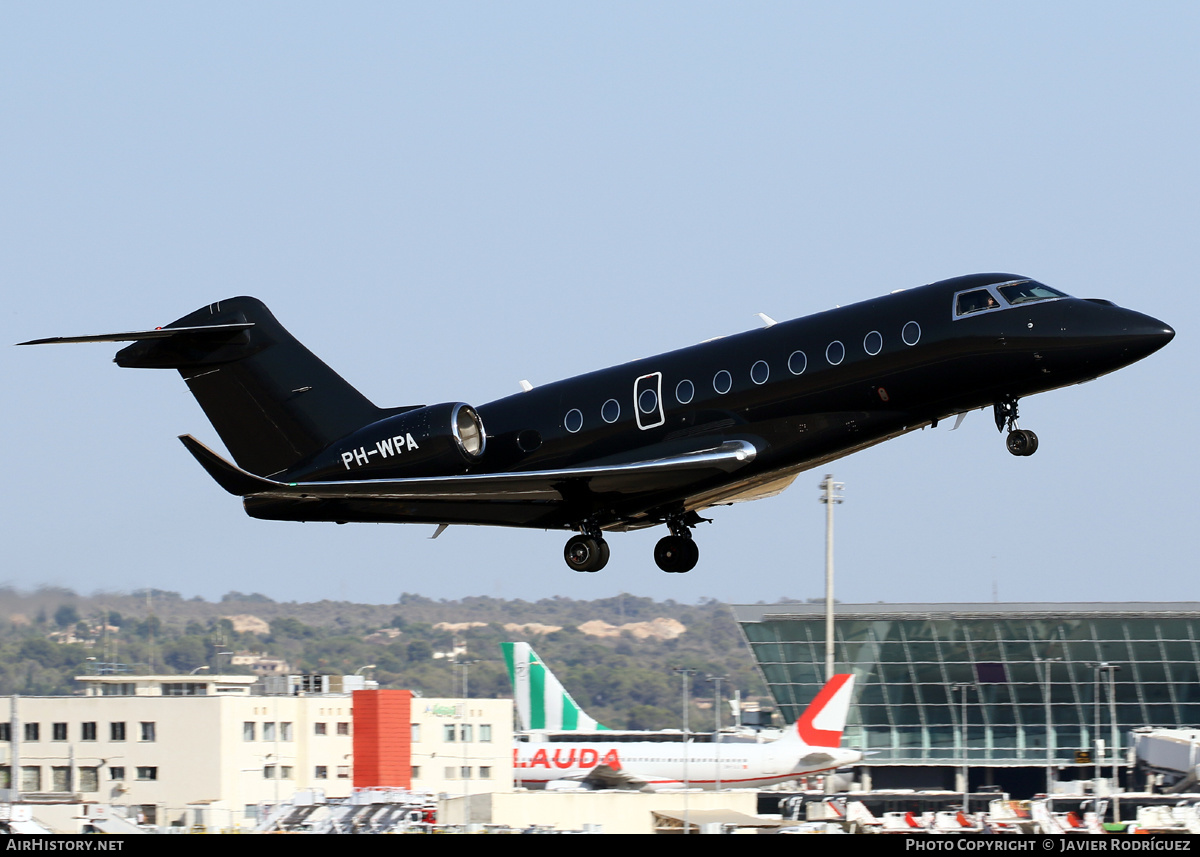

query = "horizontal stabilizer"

[
  {"left": 17, "top": 323, "right": 254, "bottom": 346},
  {"left": 178, "top": 435, "right": 277, "bottom": 496}
]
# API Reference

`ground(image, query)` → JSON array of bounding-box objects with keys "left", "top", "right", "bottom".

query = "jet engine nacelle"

[{"left": 290, "top": 402, "right": 487, "bottom": 481}]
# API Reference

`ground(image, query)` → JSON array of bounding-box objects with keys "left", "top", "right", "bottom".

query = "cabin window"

[
  {"left": 955, "top": 289, "right": 1001, "bottom": 316},
  {"left": 826, "top": 341, "right": 845, "bottom": 365},
  {"left": 902, "top": 321, "right": 921, "bottom": 346},
  {"left": 787, "top": 351, "right": 807, "bottom": 375},
  {"left": 750, "top": 360, "right": 769, "bottom": 385},
  {"left": 601, "top": 399, "right": 620, "bottom": 423},
  {"left": 564, "top": 409, "right": 583, "bottom": 433},
  {"left": 713, "top": 370, "right": 732, "bottom": 395},
  {"left": 638, "top": 388, "right": 658, "bottom": 414},
  {"left": 675, "top": 380, "right": 694, "bottom": 404},
  {"left": 863, "top": 331, "right": 882, "bottom": 356},
  {"left": 997, "top": 280, "right": 1068, "bottom": 305}
]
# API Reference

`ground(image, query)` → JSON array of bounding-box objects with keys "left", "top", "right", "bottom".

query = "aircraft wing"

[
  {"left": 179, "top": 434, "right": 757, "bottom": 502},
  {"left": 577, "top": 764, "right": 652, "bottom": 791}
]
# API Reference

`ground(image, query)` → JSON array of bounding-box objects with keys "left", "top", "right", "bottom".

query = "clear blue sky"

[{"left": 3, "top": 3, "right": 1195, "bottom": 605}]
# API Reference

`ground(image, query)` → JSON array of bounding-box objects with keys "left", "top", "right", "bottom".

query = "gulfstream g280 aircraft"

[{"left": 21, "top": 274, "right": 1172, "bottom": 573}]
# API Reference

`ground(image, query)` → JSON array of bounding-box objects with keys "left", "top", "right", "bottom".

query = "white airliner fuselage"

[{"left": 514, "top": 737, "right": 862, "bottom": 791}]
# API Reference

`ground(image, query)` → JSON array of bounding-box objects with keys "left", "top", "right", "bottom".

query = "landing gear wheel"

[
  {"left": 1006, "top": 429, "right": 1039, "bottom": 457},
  {"left": 654, "top": 535, "right": 699, "bottom": 573},
  {"left": 564, "top": 535, "right": 609, "bottom": 572}
]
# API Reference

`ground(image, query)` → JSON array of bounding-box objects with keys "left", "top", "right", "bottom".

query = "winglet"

[{"left": 178, "top": 434, "right": 278, "bottom": 496}]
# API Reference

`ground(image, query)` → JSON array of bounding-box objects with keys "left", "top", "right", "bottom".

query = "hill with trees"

[{"left": 0, "top": 587, "right": 788, "bottom": 730}]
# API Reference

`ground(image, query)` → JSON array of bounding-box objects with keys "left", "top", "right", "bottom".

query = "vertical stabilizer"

[
  {"left": 502, "top": 642, "right": 607, "bottom": 732},
  {"left": 113, "top": 297, "right": 387, "bottom": 477},
  {"left": 790, "top": 674, "right": 856, "bottom": 747}
]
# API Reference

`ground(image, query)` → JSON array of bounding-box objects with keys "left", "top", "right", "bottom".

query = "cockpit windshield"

[{"left": 996, "top": 280, "right": 1069, "bottom": 305}]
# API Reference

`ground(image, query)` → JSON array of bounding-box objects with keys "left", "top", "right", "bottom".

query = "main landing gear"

[
  {"left": 562, "top": 512, "right": 705, "bottom": 573},
  {"left": 564, "top": 528, "right": 610, "bottom": 573},
  {"left": 994, "top": 398, "right": 1039, "bottom": 457},
  {"left": 654, "top": 514, "right": 700, "bottom": 574}
]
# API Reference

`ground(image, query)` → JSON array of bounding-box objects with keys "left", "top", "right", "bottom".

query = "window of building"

[
  {"left": 479, "top": 766, "right": 492, "bottom": 779},
  {"left": 314, "top": 722, "right": 327, "bottom": 736},
  {"left": 136, "top": 767, "right": 157, "bottom": 781},
  {"left": 139, "top": 806, "right": 157, "bottom": 825},
  {"left": 24, "top": 723, "right": 39, "bottom": 742},
  {"left": 280, "top": 766, "right": 293, "bottom": 779},
  {"left": 243, "top": 722, "right": 256, "bottom": 741},
  {"left": 109, "top": 767, "right": 125, "bottom": 781},
  {"left": 411, "top": 766, "right": 420, "bottom": 779},
  {"left": 101, "top": 683, "right": 135, "bottom": 696},
  {"left": 461, "top": 766, "right": 472, "bottom": 779},
  {"left": 81, "top": 722, "right": 96, "bottom": 741},
  {"left": 21, "top": 767, "right": 41, "bottom": 792},
  {"left": 280, "top": 722, "right": 293, "bottom": 742},
  {"left": 480, "top": 724, "right": 492, "bottom": 742},
  {"left": 336, "top": 722, "right": 350, "bottom": 736},
  {"left": 0, "top": 724, "right": 9, "bottom": 742},
  {"left": 0, "top": 767, "right": 10, "bottom": 789},
  {"left": 52, "top": 723, "right": 67, "bottom": 741},
  {"left": 110, "top": 722, "right": 126, "bottom": 742},
  {"left": 79, "top": 767, "right": 99, "bottom": 793},
  {"left": 443, "top": 724, "right": 456, "bottom": 742},
  {"left": 263, "top": 766, "right": 276, "bottom": 779},
  {"left": 336, "top": 766, "right": 350, "bottom": 779},
  {"left": 263, "top": 722, "right": 276, "bottom": 741},
  {"left": 161, "top": 682, "right": 207, "bottom": 696},
  {"left": 140, "top": 722, "right": 156, "bottom": 742},
  {"left": 314, "top": 766, "right": 328, "bottom": 779},
  {"left": 444, "top": 767, "right": 457, "bottom": 780},
  {"left": 460, "top": 724, "right": 473, "bottom": 742},
  {"left": 51, "top": 767, "right": 70, "bottom": 791},
  {"left": 244, "top": 806, "right": 258, "bottom": 822},
  {"left": 410, "top": 724, "right": 420, "bottom": 742}
]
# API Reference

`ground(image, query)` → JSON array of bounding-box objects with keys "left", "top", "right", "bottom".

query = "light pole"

[
  {"left": 953, "top": 682, "right": 974, "bottom": 814},
  {"left": 1092, "top": 663, "right": 1120, "bottom": 787},
  {"left": 1035, "top": 656, "right": 1061, "bottom": 795},
  {"left": 707, "top": 674, "right": 727, "bottom": 790},
  {"left": 818, "top": 475, "right": 844, "bottom": 681},
  {"left": 674, "top": 667, "right": 697, "bottom": 833}
]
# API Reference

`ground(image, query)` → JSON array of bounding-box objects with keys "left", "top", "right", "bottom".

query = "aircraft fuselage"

[{"left": 252, "top": 273, "right": 1172, "bottom": 534}]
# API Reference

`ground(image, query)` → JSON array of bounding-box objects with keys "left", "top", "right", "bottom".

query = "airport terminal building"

[{"left": 734, "top": 602, "right": 1200, "bottom": 793}]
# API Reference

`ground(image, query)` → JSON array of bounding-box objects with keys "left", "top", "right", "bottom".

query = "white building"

[{"left": 0, "top": 675, "right": 512, "bottom": 831}]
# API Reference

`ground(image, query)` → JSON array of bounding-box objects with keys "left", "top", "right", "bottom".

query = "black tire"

[
  {"left": 654, "top": 535, "right": 691, "bottom": 573},
  {"left": 1006, "top": 430, "right": 1034, "bottom": 456},
  {"left": 679, "top": 538, "right": 699, "bottom": 572},
  {"left": 564, "top": 535, "right": 603, "bottom": 572},
  {"left": 593, "top": 538, "right": 610, "bottom": 572}
]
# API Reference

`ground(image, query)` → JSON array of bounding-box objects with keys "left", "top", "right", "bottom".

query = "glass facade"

[{"left": 734, "top": 603, "right": 1200, "bottom": 766}]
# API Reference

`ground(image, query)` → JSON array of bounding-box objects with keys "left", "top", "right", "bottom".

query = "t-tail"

[
  {"left": 784, "top": 673, "right": 856, "bottom": 748},
  {"left": 502, "top": 642, "right": 608, "bottom": 732},
  {"left": 19, "top": 297, "right": 418, "bottom": 478}
]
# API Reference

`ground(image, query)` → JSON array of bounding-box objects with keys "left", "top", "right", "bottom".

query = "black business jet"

[{"left": 21, "top": 273, "right": 1172, "bottom": 574}]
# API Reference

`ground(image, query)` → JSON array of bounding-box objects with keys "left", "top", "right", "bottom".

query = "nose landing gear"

[{"left": 995, "top": 398, "right": 1039, "bottom": 457}]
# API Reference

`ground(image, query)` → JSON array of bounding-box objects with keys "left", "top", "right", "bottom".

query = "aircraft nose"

[{"left": 1116, "top": 309, "right": 1174, "bottom": 360}]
